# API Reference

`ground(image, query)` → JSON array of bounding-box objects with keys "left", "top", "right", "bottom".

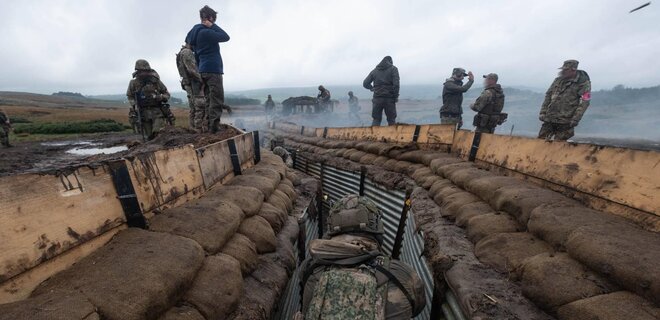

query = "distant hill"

[{"left": 0, "top": 91, "right": 121, "bottom": 109}]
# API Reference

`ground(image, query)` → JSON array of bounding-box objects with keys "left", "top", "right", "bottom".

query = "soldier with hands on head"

[
  {"left": 470, "top": 73, "right": 506, "bottom": 133},
  {"left": 538, "top": 59, "right": 591, "bottom": 141},
  {"left": 441, "top": 68, "right": 474, "bottom": 129}
]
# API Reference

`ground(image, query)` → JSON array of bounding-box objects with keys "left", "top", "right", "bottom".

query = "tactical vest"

[
  {"left": 135, "top": 76, "right": 162, "bottom": 107},
  {"left": 479, "top": 87, "right": 505, "bottom": 115},
  {"left": 175, "top": 49, "right": 193, "bottom": 83}
]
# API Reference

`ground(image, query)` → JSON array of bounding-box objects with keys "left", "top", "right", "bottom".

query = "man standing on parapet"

[
  {"left": 186, "top": 5, "right": 230, "bottom": 133},
  {"left": 317, "top": 86, "right": 331, "bottom": 113},
  {"left": 363, "top": 56, "right": 400, "bottom": 126},
  {"left": 264, "top": 95, "right": 275, "bottom": 113},
  {"left": 538, "top": 60, "right": 591, "bottom": 141},
  {"left": 176, "top": 42, "right": 205, "bottom": 131},
  {"left": 0, "top": 109, "right": 12, "bottom": 147},
  {"left": 347, "top": 91, "right": 361, "bottom": 123},
  {"left": 441, "top": 68, "right": 474, "bottom": 129},
  {"left": 127, "top": 60, "right": 172, "bottom": 140},
  {"left": 470, "top": 73, "right": 506, "bottom": 133}
]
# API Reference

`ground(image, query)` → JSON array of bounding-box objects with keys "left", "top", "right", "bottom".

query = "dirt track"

[{"left": 0, "top": 126, "right": 242, "bottom": 176}]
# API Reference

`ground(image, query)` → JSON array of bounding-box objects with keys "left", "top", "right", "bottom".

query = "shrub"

[{"left": 13, "top": 119, "right": 126, "bottom": 134}]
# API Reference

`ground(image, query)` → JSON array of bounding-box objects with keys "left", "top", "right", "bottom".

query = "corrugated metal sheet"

[{"left": 401, "top": 209, "right": 435, "bottom": 320}]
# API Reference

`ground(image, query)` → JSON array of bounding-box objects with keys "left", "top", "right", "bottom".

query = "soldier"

[
  {"left": 298, "top": 194, "right": 426, "bottom": 320},
  {"left": 186, "top": 5, "right": 230, "bottom": 134},
  {"left": 441, "top": 68, "right": 474, "bottom": 129},
  {"left": 363, "top": 56, "right": 400, "bottom": 126},
  {"left": 0, "top": 109, "right": 12, "bottom": 148},
  {"left": 317, "top": 85, "right": 331, "bottom": 113},
  {"left": 538, "top": 60, "right": 591, "bottom": 141},
  {"left": 264, "top": 94, "right": 275, "bottom": 113},
  {"left": 272, "top": 146, "right": 293, "bottom": 168},
  {"left": 126, "top": 59, "right": 173, "bottom": 140},
  {"left": 470, "top": 73, "right": 506, "bottom": 133},
  {"left": 176, "top": 42, "right": 205, "bottom": 131},
  {"left": 348, "top": 91, "right": 361, "bottom": 123}
]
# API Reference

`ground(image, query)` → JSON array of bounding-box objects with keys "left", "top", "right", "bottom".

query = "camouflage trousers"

[
  {"left": 184, "top": 80, "right": 206, "bottom": 131},
  {"left": 201, "top": 73, "right": 224, "bottom": 133},
  {"left": 440, "top": 112, "right": 463, "bottom": 129},
  {"left": 372, "top": 97, "right": 397, "bottom": 126},
  {"left": 139, "top": 107, "right": 166, "bottom": 140},
  {"left": 1, "top": 125, "right": 10, "bottom": 147},
  {"left": 538, "top": 122, "right": 574, "bottom": 141}
]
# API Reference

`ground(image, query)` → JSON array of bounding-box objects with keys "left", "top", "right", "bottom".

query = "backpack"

[{"left": 301, "top": 239, "right": 420, "bottom": 320}]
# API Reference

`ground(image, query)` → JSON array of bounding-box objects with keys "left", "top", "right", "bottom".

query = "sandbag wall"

[
  {"left": 0, "top": 151, "right": 305, "bottom": 320},
  {"left": 272, "top": 131, "right": 660, "bottom": 320}
]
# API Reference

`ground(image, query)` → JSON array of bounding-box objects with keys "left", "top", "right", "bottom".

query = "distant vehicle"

[{"left": 281, "top": 96, "right": 337, "bottom": 115}]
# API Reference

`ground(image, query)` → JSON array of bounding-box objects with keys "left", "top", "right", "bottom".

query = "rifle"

[{"left": 133, "top": 92, "right": 146, "bottom": 142}]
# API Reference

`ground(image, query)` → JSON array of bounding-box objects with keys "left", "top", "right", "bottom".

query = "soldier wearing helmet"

[
  {"left": 126, "top": 59, "right": 174, "bottom": 140},
  {"left": 299, "top": 194, "right": 426, "bottom": 320},
  {"left": 317, "top": 85, "right": 331, "bottom": 113},
  {"left": 348, "top": 91, "right": 361, "bottom": 124}
]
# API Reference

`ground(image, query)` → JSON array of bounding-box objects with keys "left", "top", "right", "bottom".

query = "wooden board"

[
  {"left": 451, "top": 129, "right": 475, "bottom": 159},
  {"left": 0, "top": 167, "right": 126, "bottom": 283},
  {"left": 0, "top": 226, "right": 123, "bottom": 304},
  {"left": 419, "top": 124, "right": 456, "bottom": 145},
  {"left": 323, "top": 124, "right": 456, "bottom": 145},
  {"left": 126, "top": 145, "right": 205, "bottom": 215},
  {"left": 197, "top": 132, "right": 256, "bottom": 189}
]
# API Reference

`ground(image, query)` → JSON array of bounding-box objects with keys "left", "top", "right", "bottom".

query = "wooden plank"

[
  {"left": 451, "top": 130, "right": 474, "bottom": 159},
  {"left": 126, "top": 145, "right": 205, "bottom": 215},
  {"left": 234, "top": 132, "right": 256, "bottom": 170},
  {"left": 0, "top": 167, "right": 126, "bottom": 283},
  {"left": 475, "top": 134, "right": 660, "bottom": 222},
  {"left": 0, "top": 226, "right": 124, "bottom": 304},
  {"left": 418, "top": 124, "right": 455, "bottom": 145},
  {"left": 197, "top": 140, "right": 233, "bottom": 188}
]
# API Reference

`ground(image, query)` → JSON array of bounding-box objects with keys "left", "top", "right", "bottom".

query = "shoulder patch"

[{"left": 581, "top": 91, "right": 591, "bottom": 101}]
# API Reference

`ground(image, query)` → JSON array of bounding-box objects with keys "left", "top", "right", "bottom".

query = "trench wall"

[
  {"left": 0, "top": 130, "right": 257, "bottom": 304},
  {"left": 272, "top": 122, "right": 660, "bottom": 231}
]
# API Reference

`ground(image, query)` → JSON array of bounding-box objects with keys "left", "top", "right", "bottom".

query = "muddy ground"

[{"left": 0, "top": 126, "right": 243, "bottom": 176}]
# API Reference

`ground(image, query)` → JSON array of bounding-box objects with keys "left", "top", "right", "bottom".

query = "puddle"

[
  {"left": 41, "top": 141, "right": 97, "bottom": 147},
  {"left": 66, "top": 145, "right": 128, "bottom": 156}
]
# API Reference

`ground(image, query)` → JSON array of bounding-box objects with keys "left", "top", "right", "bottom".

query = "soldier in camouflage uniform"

[
  {"left": 126, "top": 59, "right": 173, "bottom": 140},
  {"left": 272, "top": 146, "right": 293, "bottom": 168},
  {"left": 470, "top": 73, "right": 506, "bottom": 133},
  {"left": 317, "top": 86, "right": 332, "bottom": 113},
  {"left": 348, "top": 91, "right": 361, "bottom": 123},
  {"left": 264, "top": 95, "right": 275, "bottom": 113},
  {"left": 0, "top": 110, "right": 12, "bottom": 147},
  {"left": 441, "top": 68, "right": 474, "bottom": 129},
  {"left": 538, "top": 59, "right": 591, "bottom": 141},
  {"left": 299, "top": 194, "right": 426, "bottom": 320},
  {"left": 176, "top": 43, "right": 206, "bottom": 131}
]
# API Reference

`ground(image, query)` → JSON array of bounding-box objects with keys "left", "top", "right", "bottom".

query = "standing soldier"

[
  {"left": 264, "top": 94, "right": 275, "bottom": 113},
  {"left": 317, "top": 85, "right": 331, "bottom": 113},
  {"left": 470, "top": 73, "right": 506, "bottom": 133},
  {"left": 347, "top": 91, "right": 361, "bottom": 123},
  {"left": 0, "top": 109, "right": 12, "bottom": 148},
  {"left": 186, "top": 5, "right": 230, "bottom": 134},
  {"left": 440, "top": 68, "right": 474, "bottom": 129},
  {"left": 176, "top": 42, "right": 205, "bottom": 131},
  {"left": 363, "top": 56, "right": 400, "bottom": 126},
  {"left": 538, "top": 60, "right": 591, "bottom": 141},
  {"left": 126, "top": 59, "right": 172, "bottom": 140}
]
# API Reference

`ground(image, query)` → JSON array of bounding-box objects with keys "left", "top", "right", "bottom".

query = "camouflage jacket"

[
  {"left": 540, "top": 70, "right": 591, "bottom": 124},
  {"left": 318, "top": 89, "right": 331, "bottom": 103},
  {"left": 471, "top": 84, "right": 505, "bottom": 115},
  {"left": 0, "top": 111, "right": 8, "bottom": 124},
  {"left": 176, "top": 47, "right": 201, "bottom": 86},
  {"left": 126, "top": 72, "right": 171, "bottom": 109},
  {"left": 441, "top": 77, "right": 474, "bottom": 115}
]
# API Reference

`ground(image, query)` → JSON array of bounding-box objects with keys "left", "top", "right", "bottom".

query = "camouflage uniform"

[
  {"left": 538, "top": 60, "right": 591, "bottom": 141},
  {"left": 301, "top": 195, "right": 426, "bottom": 320},
  {"left": 470, "top": 73, "right": 506, "bottom": 134},
  {"left": 176, "top": 45, "right": 206, "bottom": 131},
  {"left": 317, "top": 86, "right": 332, "bottom": 113},
  {"left": 272, "top": 146, "right": 293, "bottom": 168},
  {"left": 348, "top": 92, "right": 361, "bottom": 123},
  {"left": 441, "top": 68, "right": 474, "bottom": 128},
  {"left": 126, "top": 60, "right": 172, "bottom": 140},
  {"left": 0, "top": 111, "right": 11, "bottom": 147}
]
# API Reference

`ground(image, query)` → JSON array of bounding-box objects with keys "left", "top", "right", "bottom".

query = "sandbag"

[
  {"left": 464, "top": 176, "right": 524, "bottom": 203},
  {"left": 429, "top": 157, "right": 464, "bottom": 175},
  {"left": 184, "top": 254, "right": 244, "bottom": 320},
  {"left": 557, "top": 291, "right": 660, "bottom": 320},
  {"left": 359, "top": 153, "right": 378, "bottom": 165},
  {"left": 286, "top": 170, "right": 302, "bottom": 186},
  {"left": 222, "top": 233, "right": 259, "bottom": 275},
  {"left": 349, "top": 150, "right": 368, "bottom": 162},
  {"left": 420, "top": 152, "right": 446, "bottom": 166},
  {"left": 403, "top": 163, "right": 426, "bottom": 176},
  {"left": 0, "top": 292, "right": 99, "bottom": 320},
  {"left": 466, "top": 212, "right": 521, "bottom": 243},
  {"left": 565, "top": 223, "right": 660, "bottom": 304},
  {"left": 528, "top": 204, "right": 629, "bottom": 249},
  {"left": 446, "top": 168, "right": 494, "bottom": 189},
  {"left": 428, "top": 179, "right": 454, "bottom": 195},
  {"left": 207, "top": 185, "right": 265, "bottom": 216},
  {"left": 386, "top": 144, "right": 418, "bottom": 158},
  {"left": 372, "top": 155, "right": 390, "bottom": 166},
  {"left": 227, "top": 174, "right": 277, "bottom": 199},
  {"left": 258, "top": 202, "right": 287, "bottom": 233},
  {"left": 436, "top": 162, "right": 477, "bottom": 179},
  {"left": 420, "top": 175, "right": 442, "bottom": 189},
  {"left": 271, "top": 189, "right": 293, "bottom": 212},
  {"left": 455, "top": 201, "right": 496, "bottom": 227},
  {"left": 242, "top": 166, "right": 282, "bottom": 185},
  {"left": 159, "top": 305, "right": 205, "bottom": 320},
  {"left": 238, "top": 216, "right": 278, "bottom": 254},
  {"left": 149, "top": 200, "right": 243, "bottom": 254},
  {"left": 280, "top": 178, "right": 294, "bottom": 189},
  {"left": 412, "top": 167, "right": 433, "bottom": 184},
  {"left": 474, "top": 232, "right": 553, "bottom": 273},
  {"left": 393, "top": 160, "right": 415, "bottom": 174},
  {"left": 519, "top": 253, "right": 618, "bottom": 312},
  {"left": 382, "top": 159, "right": 400, "bottom": 171},
  {"left": 439, "top": 192, "right": 482, "bottom": 219},
  {"left": 32, "top": 229, "right": 205, "bottom": 320},
  {"left": 493, "top": 188, "right": 577, "bottom": 226},
  {"left": 431, "top": 184, "right": 464, "bottom": 207},
  {"left": 277, "top": 183, "right": 297, "bottom": 203},
  {"left": 343, "top": 149, "right": 359, "bottom": 160}
]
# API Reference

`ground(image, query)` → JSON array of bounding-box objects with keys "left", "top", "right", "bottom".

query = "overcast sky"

[{"left": 0, "top": 0, "right": 658, "bottom": 95}]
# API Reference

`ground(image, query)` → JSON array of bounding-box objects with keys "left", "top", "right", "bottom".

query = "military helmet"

[
  {"left": 348, "top": 91, "right": 354, "bottom": 95},
  {"left": 134, "top": 59, "right": 152, "bottom": 71},
  {"left": 326, "top": 194, "right": 384, "bottom": 237}
]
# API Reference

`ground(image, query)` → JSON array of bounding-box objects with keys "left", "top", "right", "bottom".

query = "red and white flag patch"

[{"left": 581, "top": 91, "right": 591, "bottom": 101}]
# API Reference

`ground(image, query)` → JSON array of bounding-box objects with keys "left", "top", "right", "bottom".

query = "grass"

[{"left": 13, "top": 119, "right": 128, "bottom": 135}]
